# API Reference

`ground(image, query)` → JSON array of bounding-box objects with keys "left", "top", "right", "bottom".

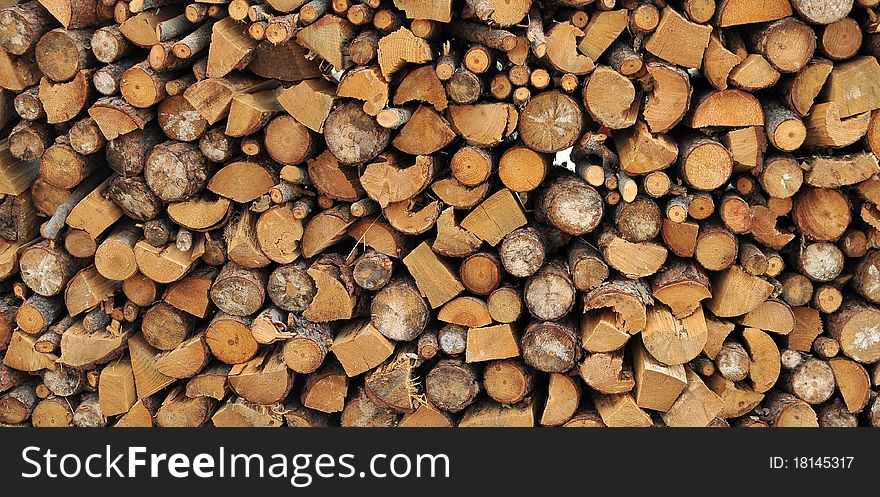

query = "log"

[
  {"left": 463, "top": 322, "right": 517, "bottom": 363},
  {"left": 537, "top": 175, "right": 603, "bottom": 236},
  {"left": 820, "top": 17, "right": 860, "bottom": 61},
  {"left": 212, "top": 396, "right": 283, "bottom": 427},
  {"left": 9, "top": 120, "right": 51, "bottom": 163},
  {"left": 784, "top": 357, "right": 835, "bottom": 404},
  {"left": 593, "top": 392, "right": 652, "bottom": 427},
  {"left": 739, "top": 326, "right": 781, "bottom": 395},
  {"left": 254, "top": 204, "right": 302, "bottom": 264},
  {"left": 88, "top": 96, "right": 154, "bottom": 140},
  {"left": 59, "top": 320, "right": 131, "bottom": 369},
  {"left": 0, "top": 383, "right": 37, "bottom": 423},
  {"left": 143, "top": 140, "right": 210, "bottom": 203},
  {"left": 791, "top": 0, "right": 852, "bottom": 25},
  {"left": 651, "top": 259, "right": 711, "bottom": 318},
  {"left": 458, "top": 252, "right": 501, "bottom": 296},
  {"left": 425, "top": 358, "right": 479, "bottom": 413},
  {"left": 280, "top": 398, "right": 329, "bottom": 427},
  {"left": 828, "top": 300, "right": 880, "bottom": 364},
  {"left": 0, "top": 0, "right": 875, "bottom": 429},
  {"left": 209, "top": 262, "right": 266, "bottom": 317},
  {"left": 579, "top": 349, "right": 634, "bottom": 394},
  {"left": 714, "top": 0, "right": 791, "bottom": 27},
  {"left": 93, "top": 223, "right": 140, "bottom": 281},
  {"left": 360, "top": 154, "right": 433, "bottom": 207},
  {"left": 301, "top": 360, "right": 348, "bottom": 413},
  {"left": 689, "top": 89, "right": 764, "bottom": 128},
  {"left": 362, "top": 343, "right": 420, "bottom": 413},
  {"left": 437, "top": 296, "right": 490, "bottom": 328},
  {"left": 339, "top": 385, "right": 399, "bottom": 426},
  {"left": 818, "top": 398, "right": 858, "bottom": 428},
  {"left": 578, "top": 9, "right": 627, "bottom": 61},
  {"left": 695, "top": 224, "right": 738, "bottom": 272},
  {"left": 327, "top": 319, "right": 392, "bottom": 377},
  {"left": 642, "top": 305, "right": 707, "bottom": 366},
  {"left": 393, "top": 64, "right": 446, "bottom": 111},
  {"left": 645, "top": 7, "right": 711, "bottom": 69},
  {"left": 578, "top": 307, "right": 628, "bottom": 353},
  {"left": 679, "top": 132, "right": 733, "bottom": 191},
  {"left": 157, "top": 95, "right": 208, "bottom": 142},
  {"left": 715, "top": 339, "right": 750, "bottom": 382},
  {"left": 739, "top": 299, "right": 794, "bottom": 335},
  {"left": 522, "top": 319, "right": 579, "bottom": 373},
  {"left": 204, "top": 312, "right": 258, "bottom": 365},
  {"left": 228, "top": 346, "right": 293, "bottom": 405},
  {"left": 0, "top": 45, "right": 40, "bottom": 91},
  {"left": 539, "top": 372, "right": 580, "bottom": 426},
  {"left": 303, "top": 254, "right": 360, "bottom": 323},
  {"left": 19, "top": 241, "right": 84, "bottom": 297},
  {"left": 155, "top": 387, "right": 215, "bottom": 427},
  {"left": 15, "top": 294, "right": 62, "bottom": 335},
  {"left": 518, "top": 90, "right": 583, "bottom": 152},
  {"left": 660, "top": 368, "right": 723, "bottom": 427},
  {"left": 828, "top": 357, "right": 870, "bottom": 413},
  {"left": 0, "top": 1, "right": 54, "bottom": 55},
  {"left": 759, "top": 391, "right": 818, "bottom": 427},
  {"left": 225, "top": 208, "right": 271, "bottom": 268},
  {"left": 154, "top": 330, "right": 210, "bottom": 379},
  {"left": 705, "top": 266, "right": 774, "bottom": 317},
  {"left": 32, "top": 397, "right": 74, "bottom": 427},
  {"left": 141, "top": 301, "right": 195, "bottom": 351},
  {"left": 597, "top": 227, "right": 668, "bottom": 279},
  {"left": 185, "top": 362, "right": 230, "bottom": 400},
  {"left": 98, "top": 357, "right": 137, "bottom": 416},
  {"left": 370, "top": 277, "right": 427, "bottom": 341},
  {"left": 523, "top": 260, "right": 575, "bottom": 321},
  {"left": 480, "top": 358, "right": 531, "bottom": 405}
]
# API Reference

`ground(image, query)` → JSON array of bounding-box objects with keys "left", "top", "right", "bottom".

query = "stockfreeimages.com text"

[{"left": 21, "top": 446, "right": 450, "bottom": 487}]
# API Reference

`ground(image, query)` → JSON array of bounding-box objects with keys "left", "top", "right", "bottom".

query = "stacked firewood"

[{"left": 0, "top": 0, "right": 879, "bottom": 428}]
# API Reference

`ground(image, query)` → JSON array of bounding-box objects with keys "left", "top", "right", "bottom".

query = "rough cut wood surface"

[{"left": 0, "top": 0, "right": 879, "bottom": 428}]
